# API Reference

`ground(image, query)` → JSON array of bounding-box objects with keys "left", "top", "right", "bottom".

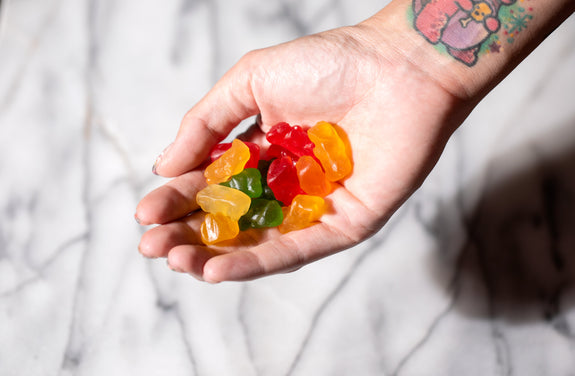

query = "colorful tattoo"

[{"left": 411, "top": 0, "right": 534, "bottom": 66}]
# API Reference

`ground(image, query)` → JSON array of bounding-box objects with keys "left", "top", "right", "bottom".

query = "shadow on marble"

[{"left": 437, "top": 116, "right": 575, "bottom": 325}]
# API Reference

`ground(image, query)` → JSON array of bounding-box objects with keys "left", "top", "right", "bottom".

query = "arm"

[
  {"left": 136, "top": 0, "right": 574, "bottom": 282},
  {"left": 387, "top": 0, "right": 575, "bottom": 95}
]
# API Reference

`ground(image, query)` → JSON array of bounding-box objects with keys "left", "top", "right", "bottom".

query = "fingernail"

[
  {"left": 134, "top": 213, "right": 141, "bottom": 224},
  {"left": 152, "top": 143, "right": 173, "bottom": 175}
]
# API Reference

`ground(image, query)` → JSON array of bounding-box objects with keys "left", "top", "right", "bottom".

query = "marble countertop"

[{"left": 1, "top": 0, "right": 574, "bottom": 375}]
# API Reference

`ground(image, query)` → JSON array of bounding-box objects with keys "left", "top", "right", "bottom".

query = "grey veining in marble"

[{"left": 1, "top": 0, "right": 574, "bottom": 375}]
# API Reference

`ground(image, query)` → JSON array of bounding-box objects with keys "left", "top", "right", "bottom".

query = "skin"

[{"left": 135, "top": 0, "right": 574, "bottom": 282}]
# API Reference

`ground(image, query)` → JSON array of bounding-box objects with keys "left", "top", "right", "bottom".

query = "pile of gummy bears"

[{"left": 196, "top": 121, "right": 352, "bottom": 245}]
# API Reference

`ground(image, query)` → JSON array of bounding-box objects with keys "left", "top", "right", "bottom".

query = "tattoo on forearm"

[{"left": 410, "top": 0, "right": 534, "bottom": 66}]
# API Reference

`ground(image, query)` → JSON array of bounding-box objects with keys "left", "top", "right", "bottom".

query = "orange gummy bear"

[
  {"left": 201, "top": 213, "right": 239, "bottom": 245},
  {"left": 307, "top": 121, "right": 352, "bottom": 182},
  {"left": 296, "top": 156, "right": 331, "bottom": 197},
  {"left": 279, "top": 194, "right": 325, "bottom": 234},
  {"left": 204, "top": 139, "right": 250, "bottom": 184}
]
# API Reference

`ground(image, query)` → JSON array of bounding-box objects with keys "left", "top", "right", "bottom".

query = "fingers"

[
  {"left": 201, "top": 223, "right": 352, "bottom": 283},
  {"left": 167, "top": 245, "right": 214, "bottom": 280},
  {"left": 139, "top": 213, "right": 212, "bottom": 280},
  {"left": 139, "top": 184, "right": 379, "bottom": 283},
  {"left": 138, "top": 219, "right": 202, "bottom": 258},
  {"left": 135, "top": 170, "right": 206, "bottom": 225},
  {"left": 140, "top": 219, "right": 352, "bottom": 283},
  {"left": 153, "top": 54, "right": 261, "bottom": 177}
]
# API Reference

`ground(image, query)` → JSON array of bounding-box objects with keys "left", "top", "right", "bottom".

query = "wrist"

[
  {"left": 355, "top": 0, "right": 574, "bottom": 102},
  {"left": 353, "top": 8, "right": 479, "bottom": 103}
]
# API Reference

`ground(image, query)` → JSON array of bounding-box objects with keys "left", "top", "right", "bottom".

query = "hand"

[{"left": 135, "top": 22, "right": 472, "bottom": 282}]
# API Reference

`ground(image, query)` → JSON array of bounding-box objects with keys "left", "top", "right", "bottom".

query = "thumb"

[{"left": 153, "top": 56, "right": 260, "bottom": 177}]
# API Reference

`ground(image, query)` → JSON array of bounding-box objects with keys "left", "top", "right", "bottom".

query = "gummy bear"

[
  {"left": 220, "top": 168, "right": 263, "bottom": 198},
  {"left": 279, "top": 195, "right": 325, "bottom": 233},
  {"left": 210, "top": 141, "right": 260, "bottom": 169},
  {"left": 201, "top": 213, "right": 239, "bottom": 245},
  {"left": 296, "top": 156, "right": 331, "bottom": 197},
  {"left": 266, "top": 122, "right": 315, "bottom": 158},
  {"left": 257, "top": 159, "right": 277, "bottom": 201},
  {"left": 196, "top": 184, "right": 251, "bottom": 221},
  {"left": 307, "top": 121, "right": 352, "bottom": 182},
  {"left": 204, "top": 139, "right": 250, "bottom": 184},
  {"left": 238, "top": 199, "right": 284, "bottom": 231},
  {"left": 267, "top": 156, "right": 304, "bottom": 205},
  {"left": 266, "top": 144, "right": 298, "bottom": 161}
]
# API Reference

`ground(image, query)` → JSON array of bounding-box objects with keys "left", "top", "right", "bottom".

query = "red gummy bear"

[
  {"left": 267, "top": 156, "right": 305, "bottom": 205},
  {"left": 210, "top": 141, "right": 260, "bottom": 169},
  {"left": 266, "top": 144, "right": 298, "bottom": 160},
  {"left": 266, "top": 122, "right": 315, "bottom": 159}
]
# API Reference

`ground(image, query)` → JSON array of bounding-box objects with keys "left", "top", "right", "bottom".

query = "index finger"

[{"left": 153, "top": 54, "right": 260, "bottom": 177}]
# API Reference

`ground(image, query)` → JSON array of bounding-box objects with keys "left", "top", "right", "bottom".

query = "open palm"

[{"left": 136, "top": 24, "right": 471, "bottom": 282}]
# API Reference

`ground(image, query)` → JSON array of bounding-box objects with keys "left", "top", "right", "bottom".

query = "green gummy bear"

[
  {"left": 220, "top": 168, "right": 263, "bottom": 198},
  {"left": 261, "top": 185, "right": 277, "bottom": 202},
  {"left": 239, "top": 199, "right": 284, "bottom": 231}
]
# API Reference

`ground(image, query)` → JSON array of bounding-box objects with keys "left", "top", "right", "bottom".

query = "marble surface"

[{"left": 1, "top": 0, "right": 574, "bottom": 375}]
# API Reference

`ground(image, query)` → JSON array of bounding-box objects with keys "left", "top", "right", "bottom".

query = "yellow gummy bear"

[
  {"left": 204, "top": 139, "right": 250, "bottom": 184},
  {"left": 196, "top": 184, "right": 251, "bottom": 221},
  {"left": 201, "top": 213, "right": 239, "bottom": 245}
]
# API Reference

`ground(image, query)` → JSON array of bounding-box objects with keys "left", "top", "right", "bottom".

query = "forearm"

[{"left": 358, "top": 0, "right": 575, "bottom": 101}]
